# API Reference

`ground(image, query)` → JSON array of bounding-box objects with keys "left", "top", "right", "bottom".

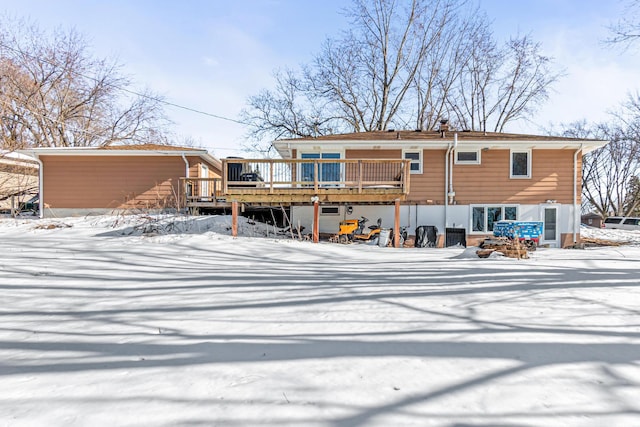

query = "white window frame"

[
  {"left": 403, "top": 149, "right": 423, "bottom": 174},
  {"left": 298, "top": 151, "right": 344, "bottom": 186},
  {"left": 200, "top": 164, "right": 210, "bottom": 199},
  {"left": 470, "top": 204, "right": 519, "bottom": 233},
  {"left": 455, "top": 149, "right": 481, "bottom": 165},
  {"left": 510, "top": 149, "right": 531, "bottom": 179}
]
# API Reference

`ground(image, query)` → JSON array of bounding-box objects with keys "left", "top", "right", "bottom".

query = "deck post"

[
  {"left": 232, "top": 200, "right": 238, "bottom": 238},
  {"left": 394, "top": 198, "right": 400, "bottom": 248},
  {"left": 312, "top": 197, "right": 319, "bottom": 243},
  {"left": 269, "top": 160, "right": 274, "bottom": 194}
]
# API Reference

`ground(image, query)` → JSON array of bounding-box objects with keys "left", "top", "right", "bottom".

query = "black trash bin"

[
  {"left": 445, "top": 227, "right": 466, "bottom": 247},
  {"left": 415, "top": 225, "right": 438, "bottom": 248},
  {"left": 226, "top": 157, "right": 244, "bottom": 182}
]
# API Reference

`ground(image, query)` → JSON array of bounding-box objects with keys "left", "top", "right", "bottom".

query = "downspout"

[
  {"left": 444, "top": 143, "right": 453, "bottom": 229},
  {"left": 573, "top": 144, "right": 583, "bottom": 244},
  {"left": 181, "top": 153, "right": 190, "bottom": 178},
  {"left": 32, "top": 152, "right": 44, "bottom": 219},
  {"left": 181, "top": 153, "right": 190, "bottom": 212},
  {"left": 449, "top": 133, "right": 458, "bottom": 204}
]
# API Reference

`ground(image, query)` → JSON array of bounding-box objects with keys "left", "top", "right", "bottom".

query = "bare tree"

[
  {"left": 606, "top": 0, "right": 640, "bottom": 48},
  {"left": 0, "top": 16, "right": 168, "bottom": 149},
  {"left": 243, "top": 0, "right": 453, "bottom": 142},
  {"left": 0, "top": 152, "right": 38, "bottom": 214},
  {"left": 242, "top": 0, "right": 560, "bottom": 149},
  {"left": 561, "top": 97, "right": 640, "bottom": 218},
  {"left": 413, "top": 5, "right": 482, "bottom": 130},
  {"left": 451, "top": 34, "right": 561, "bottom": 132},
  {"left": 241, "top": 69, "right": 341, "bottom": 144}
]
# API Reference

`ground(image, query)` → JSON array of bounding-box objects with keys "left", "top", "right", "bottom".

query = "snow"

[
  {"left": 1, "top": 214, "right": 639, "bottom": 427},
  {"left": 581, "top": 224, "right": 640, "bottom": 245}
]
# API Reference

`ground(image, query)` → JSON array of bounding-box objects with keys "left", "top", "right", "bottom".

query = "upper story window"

[
  {"left": 510, "top": 150, "right": 531, "bottom": 178},
  {"left": 300, "top": 152, "right": 341, "bottom": 183},
  {"left": 455, "top": 150, "right": 480, "bottom": 165},
  {"left": 403, "top": 150, "right": 422, "bottom": 174}
]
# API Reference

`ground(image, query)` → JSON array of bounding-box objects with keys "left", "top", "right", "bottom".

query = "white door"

[
  {"left": 540, "top": 205, "right": 560, "bottom": 247},
  {"left": 200, "top": 164, "right": 209, "bottom": 200}
]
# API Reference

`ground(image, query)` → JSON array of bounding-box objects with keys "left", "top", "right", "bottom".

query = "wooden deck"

[{"left": 181, "top": 158, "right": 410, "bottom": 206}]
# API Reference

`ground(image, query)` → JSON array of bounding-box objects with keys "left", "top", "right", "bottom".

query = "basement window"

[
  {"left": 471, "top": 205, "right": 518, "bottom": 233},
  {"left": 320, "top": 206, "right": 340, "bottom": 216}
]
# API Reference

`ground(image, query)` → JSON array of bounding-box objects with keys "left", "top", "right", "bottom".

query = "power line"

[
  {"left": 0, "top": 41, "right": 247, "bottom": 125},
  {"left": 1, "top": 97, "right": 253, "bottom": 152}
]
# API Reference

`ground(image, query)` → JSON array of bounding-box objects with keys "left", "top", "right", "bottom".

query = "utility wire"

[
  {"left": 0, "top": 41, "right": 247, "bottom": 125},
  {"left": 1, "top": 98, "right": 246, "bottom": 153}
]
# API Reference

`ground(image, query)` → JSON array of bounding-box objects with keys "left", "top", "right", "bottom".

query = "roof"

[
  {"left": 96, "top": 143, "right": 204, "bottom": 151},
  {"left": 0, "top": 151, "right": 40, "bottom": 169},
  {"left": 16, "top": 144, "right": 221, "bottom": 170},
  {"left": 273, "top": 130, "right": 609, "bottom": 158},
  {"left": 279, "top": 130, "right": 600, "bottom": 142}
]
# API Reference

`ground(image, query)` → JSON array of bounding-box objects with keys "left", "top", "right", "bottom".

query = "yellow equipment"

[{"left": 338, "top": 216, "right": 382, "bottom": 243}]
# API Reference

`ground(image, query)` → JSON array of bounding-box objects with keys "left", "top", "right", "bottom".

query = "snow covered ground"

[{"left": 0, "top": 214, "right": 639, "bottom": 427}]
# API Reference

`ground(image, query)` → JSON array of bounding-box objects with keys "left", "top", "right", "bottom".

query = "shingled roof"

[
  {"left": 279, "top": 129, "right": 601, "bottom": 142},
  {"left": 97, "top": 143, "right": 204, "bottom": 151}
]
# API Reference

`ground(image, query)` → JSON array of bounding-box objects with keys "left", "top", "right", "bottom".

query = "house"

[
  {"left": 581, "top": 212, "right": 604, "bottom": 228},
  {"left": 260, "top": 127, "right": 607, "bottom": 248},
  {"left": 16, "top": 129, "right": 608, "bottom": 248},
  {"left": 18, "top": 144, "right": 221, "bottom": 218},
  {"left": 0, "top": 151, "right": 39, "bottom": 213}
]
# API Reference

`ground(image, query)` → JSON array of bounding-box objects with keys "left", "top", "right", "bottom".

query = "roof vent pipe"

[{"left": 439, "top": 119, "right": 449, "bottom": 138}]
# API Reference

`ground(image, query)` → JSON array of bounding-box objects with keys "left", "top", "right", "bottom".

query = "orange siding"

[
  {"left": 341, "top": 148, "right": 580, "bottom": 205},
  {"left": 452, "top": 149, "right": 579, "bottom": 205},
  {"left": 345, "top": 149, "right": 402, "bottom": 160},
  {"left": 189, "top": 159, "right": 221, "bottom": 179},
  {"left": 42, "top": 155, "right": 204, "bottom": 209},
  {"left": 407, "top": 150, "right": 446, "bottom": 203},
  {"left": 345, "top": 149, "right": 403, "bottom": 183}
]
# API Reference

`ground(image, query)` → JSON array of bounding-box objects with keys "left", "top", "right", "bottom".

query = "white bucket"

[{"left": 378, "top": 229, "right": 391, "bottom": 247}]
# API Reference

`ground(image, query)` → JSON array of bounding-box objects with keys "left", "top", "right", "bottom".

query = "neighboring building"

[
  {"left": 19, "top": 144, "right": 221, "bottom": 218},
  {"left": 266, "top": 127, "right": 607, "bottom": 248},
  {"left": 581, "top": 212, "right": 604, "bottom": 228},
  {"left": 0, "top": 152, "right": 39, "bottom": 213}
]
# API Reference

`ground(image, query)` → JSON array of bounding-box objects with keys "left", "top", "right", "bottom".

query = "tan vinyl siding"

[
  {"left": 407, "top": 150, "right": 446, "bottom": 203},
  {"left": 41, "top": 155, "right": 200, "bottom": 209},
  {"left": 345, "top": 149, "right": 403, "bottom": 183},
  {"left": 345, "top": 149, "right": 445, "bottom": 203},
  {"left": 189, "top": 161, "right": 199, "bottom": 178},
  {"left": 294, "top": 147, "right": 580, "bottom": 205},
  {"left": 452, "top": 149, "right": 579, "bottom": 205},
  {"left": 345, "top": 149, "right": 401, "bottom": 160}
]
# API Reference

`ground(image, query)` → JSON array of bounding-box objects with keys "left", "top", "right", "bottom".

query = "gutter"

[
  {"left": 573, "top": 144, "right": 583, "bottom": 244},
  {"left": 32, "top": 151, "right": 44, "bottom": 219}
]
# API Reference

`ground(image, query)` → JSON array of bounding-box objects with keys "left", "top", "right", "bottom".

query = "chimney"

[{"left": 439, "top": 119, "right": 449, "bottom": 138}]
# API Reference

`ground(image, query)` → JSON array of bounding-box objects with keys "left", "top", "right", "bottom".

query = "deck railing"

[
  {"left": 181, "top": 177, "right": 222, "bottom": 204},
  {"left": 181, "top": 158, "right": 410, "bottom": 205},
  {"left": 222, "top": 158, "right": 410, "bottom": 194}
]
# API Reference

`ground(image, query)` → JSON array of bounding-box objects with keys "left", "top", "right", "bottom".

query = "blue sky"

[{"left": 1, "top": 1, "right": 637, "bottom": 157}]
